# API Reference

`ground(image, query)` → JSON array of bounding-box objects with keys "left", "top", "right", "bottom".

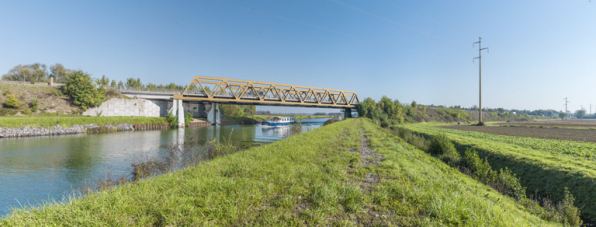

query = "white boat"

[{"left": 260, "top": 116, "right": 296, "bottom": 127}]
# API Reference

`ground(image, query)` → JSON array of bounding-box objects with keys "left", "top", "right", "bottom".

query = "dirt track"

[{"left": 442, "top": 125, "right": 596, "bottom": 143}]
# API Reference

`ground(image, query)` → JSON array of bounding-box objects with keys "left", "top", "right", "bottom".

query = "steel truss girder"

[{"left": 174, "top": 75, "right": 359, "bottom": 108}]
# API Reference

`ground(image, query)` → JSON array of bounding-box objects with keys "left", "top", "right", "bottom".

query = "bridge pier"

[
  {"left": 344, "top": 108, "right": 353, "bottom": 119},
  {"left": 177, "top": 99, "right": 185, "bottom": 128},
  {"left": 205, "top": 103, "right": 221, "bottom": 125}
]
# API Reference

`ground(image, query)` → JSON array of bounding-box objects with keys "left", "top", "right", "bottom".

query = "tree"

[
  {"left": 575, "top": 109, "right": 586, "bottom": 119},
  {"left": 110, "top": 80, "right": 116, "bottom": 87},
  {"left": 559, "top": 112, "right": 567, "bottom": 120},
  {"left": 411, "top": 101, "right": 417, "bottom": 108},
  {"left": 49, "top": 63, "right": 69, "bottom": 83},
  {"left": 235, "top": 108, "right": 245, "bottom": 117},
  {"left": 63, "top": 70, "right": 106, "bottom": 110},
  {"left": 125, "top": 77, "right": 142, "bottom": 89},
  {"left": 2, "top": 63, "right": 48, "bottom": 83},
  {"left": 99, "top": 75, "right": 110, "bottom": 86},
  {"left": 117, "top": 81, "right": 124, "bottom": 89},
  {"left": 242, "top": 105, "right": 255, "bottom": 117}
]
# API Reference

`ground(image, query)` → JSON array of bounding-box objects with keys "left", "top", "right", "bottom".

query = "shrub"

[
  {"left": 4, "top": 94, "right": 19, "bottom": 108},
  {"left": 22, "top": 107, "right": 32, "bottom": 115},
  {"left": 495, "top": 167, "right": 526, "bottom": 200},
  {"left": 428, "top": 133, "right": 460, "bottom": 163},
  {"left": 184, "top": 112, "right": 193, "bottom": 127},
  {"left": 30, "top": 98, "right": 39, "bottom": 112},
  {"left": 62, "top": 70, "right": 106, "bottom": 110},
  {"left": 462, "top": 149, "right": 495, "bottom": 183},
  {"left": 561, "top": 187, "right": 582, "bottom": 226},
  {"left": 165, "top": 110, "right": 178, "bottom": 127},
  {"left": 428, "top": 133, "right": 456, "bottom": 155}
]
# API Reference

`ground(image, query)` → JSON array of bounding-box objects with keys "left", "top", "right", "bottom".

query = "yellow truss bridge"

[{"left": 173, "top": 76, "right": 359, "bottom": 109}]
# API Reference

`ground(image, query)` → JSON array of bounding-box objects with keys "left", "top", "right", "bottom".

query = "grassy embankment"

[
  {"left": 0, "top": 116, "right": 167, "bottom": 129},
  {"left": 1, "top": 119, "right": 557, "bottom": 226},
  {"left": 405, "top": 124, "right": 596, "bottom": 223}
]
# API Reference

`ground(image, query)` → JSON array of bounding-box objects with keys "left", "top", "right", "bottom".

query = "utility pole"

[
  {"left": 474, "top": 37, "right": 489, "bottom": 124},
  {"left": 564, "top": 97, "right": 570, "bottom": 120}
]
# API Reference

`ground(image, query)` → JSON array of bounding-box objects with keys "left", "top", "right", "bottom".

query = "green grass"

[
  {"left": 1, "top": 119, "right": 558, "bottom": 226},
  {"left": 425, "top": 126, "right": 596, "bottom": 160},
  {"left": 406, "top": 124, "right": 596, "bottom": 222},
  {"left": 0, "top": 116, "right": 168, "bottom": 128}
]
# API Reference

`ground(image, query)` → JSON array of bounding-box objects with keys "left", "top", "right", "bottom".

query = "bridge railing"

[
  {"left": 173, "top": 76, "right": 359, "bottom": 108},
  {"left": 116, "top": 87, "right": 185, "bottom": 94}
]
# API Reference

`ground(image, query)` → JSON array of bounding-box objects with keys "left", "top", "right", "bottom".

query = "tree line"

[{"left": 1, "top": 63, "right": 186, "bottom": 90}]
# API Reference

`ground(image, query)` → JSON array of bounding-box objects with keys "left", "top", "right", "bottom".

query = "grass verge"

[
  {"left": 1, "top": 119, "right": 557, "bottom": 226},
  {"left": 406, "top": 124, "right": 596, "bottom": 223},
  {"left": 0, "top": 116, "right": 168, "bottom": 128}
]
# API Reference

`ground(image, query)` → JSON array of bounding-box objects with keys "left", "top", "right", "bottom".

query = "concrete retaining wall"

[{"left": 83, "top": 98, "right": 170, "bottom": 117}]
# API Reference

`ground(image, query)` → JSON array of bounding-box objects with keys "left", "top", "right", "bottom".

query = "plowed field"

[{"left": 496, "top": 120, "right": 596, "bottom": 128}]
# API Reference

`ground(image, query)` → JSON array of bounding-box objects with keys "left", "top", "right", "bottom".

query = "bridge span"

[{"left": 120, "top": 76, "right": 359, "bottom": 126}]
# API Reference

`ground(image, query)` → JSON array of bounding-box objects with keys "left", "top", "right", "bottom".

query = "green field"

[
  {"left": 431, "top": 126, "right": 596, "bottom": 160},
  {"left": 0, "top": 116, "right": 167, "bottom": 128},
  {"left": 405, "top": 124, "right": 596, "bottom": 223},
  {"left": 0, "top": 119, "right": 557, "bottom": 226}
]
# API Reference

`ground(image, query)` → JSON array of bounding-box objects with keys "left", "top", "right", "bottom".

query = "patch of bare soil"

[
  {"left": 443, "top": 125, "right": 596, "bottom": 143},
  {"left": 359, "top": 128, "right": 382, "bottom": 191}
]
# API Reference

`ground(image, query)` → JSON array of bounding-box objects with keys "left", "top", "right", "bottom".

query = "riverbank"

[
  {"left": 1, "top": 118, "right": 558, "bottom": 226},
  {"left": 0, "top": 116, "right": 168, "bottom": 138}
]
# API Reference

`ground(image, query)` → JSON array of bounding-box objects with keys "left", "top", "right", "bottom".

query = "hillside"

[
  {"left": 0, "top": 83, "right": 123, "bottom": 117},
  {"left": 0, "top": 83, "right": 78, "bottom": 116}
]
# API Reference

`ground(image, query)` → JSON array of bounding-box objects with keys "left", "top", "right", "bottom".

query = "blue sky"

[{"left": 1, "top": 0, "right": 594, "bottom": 113}]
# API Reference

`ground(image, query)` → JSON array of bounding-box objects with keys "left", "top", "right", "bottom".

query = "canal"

[{"left": 0, "top": 120, "right": 327, "bottom": 217}]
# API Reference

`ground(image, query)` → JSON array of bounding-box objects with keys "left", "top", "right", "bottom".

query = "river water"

[{"left": 0, "top": 120, "right": 327, "bottom": 217}]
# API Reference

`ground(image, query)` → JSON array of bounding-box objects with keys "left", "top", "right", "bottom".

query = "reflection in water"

[{"left": 0, "top": 121, "right": 324, "bottom": 217}]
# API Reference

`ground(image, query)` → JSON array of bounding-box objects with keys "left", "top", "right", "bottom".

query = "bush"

[
  {"left": 62, "top": 70, "right": 106, "bottom": 110},
  {"left": 184, "top": 112, "right": 193, "bottom": 127},
  {"left": 4, "top": 94, "right": 20, "bottom": 108},
  {"left": 166, "top": 110, "right": 178, "bottom": 127},
  {"left": 561, "top": 187, "right": 582, "bottom": 226},
  {"left": 495, "top": 167, "right": 526, "bottom": 200},
  {"left": 428, "top": 133, "right": 456, "bottom": 156},
  {"left": 22, "top": 107, "right": 32, "bottom": 115},
  {"left": 462, "top": 149, "right": 495, "bottom": 183},
  {"left": 30, "top": 98, "right": 39, "bottom": 112},
  {"left": 428, "top": 133, "right": 460, "bottom": 163}
]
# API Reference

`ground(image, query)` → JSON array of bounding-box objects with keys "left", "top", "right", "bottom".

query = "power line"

[{"left": 473, "top": 37, "right": 489, "bottom": 124}]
